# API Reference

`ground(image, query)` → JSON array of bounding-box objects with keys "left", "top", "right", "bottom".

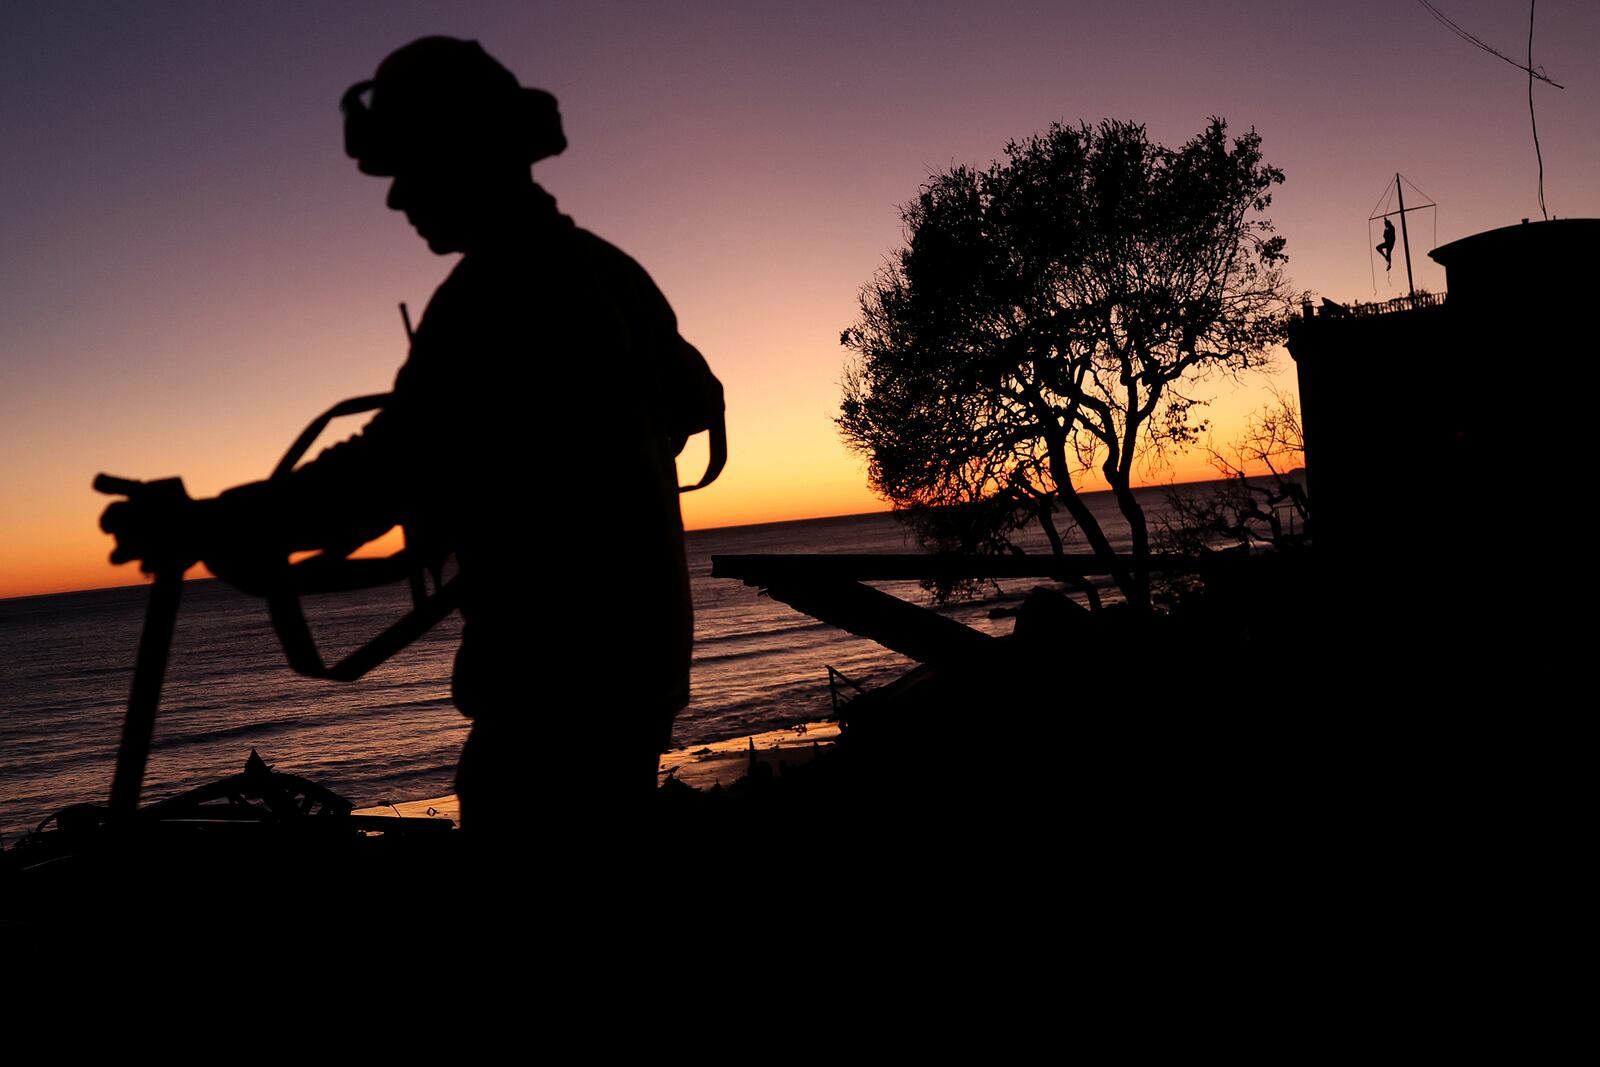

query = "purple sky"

[{"left": 3, "top": 1, "right": 1597, "bottom": 596}]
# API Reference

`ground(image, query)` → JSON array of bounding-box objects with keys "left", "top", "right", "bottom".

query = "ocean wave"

[{"left": 1, "top": 504, "right": 1208, "bottom": 841}]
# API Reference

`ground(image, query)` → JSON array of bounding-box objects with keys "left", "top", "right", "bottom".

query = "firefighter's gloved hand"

[{"left": 96, "top": 474, "right": 213, "bottom": 575}]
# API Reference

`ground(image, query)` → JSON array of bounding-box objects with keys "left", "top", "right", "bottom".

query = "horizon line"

[{"left": 4, "top": 472, "right": 1285, "bottom": 602}]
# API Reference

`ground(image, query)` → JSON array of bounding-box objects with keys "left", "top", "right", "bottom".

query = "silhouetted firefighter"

[{"left": 99, "top": 37, "right": 725, "bottom": 848}]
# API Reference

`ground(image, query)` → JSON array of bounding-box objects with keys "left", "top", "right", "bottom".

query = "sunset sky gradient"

[{"left": 3, "top": 1, "right": 1597, "bottom": 598}]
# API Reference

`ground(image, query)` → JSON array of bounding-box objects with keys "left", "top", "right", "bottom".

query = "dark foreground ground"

[{"left": 4, "top": 552, "right": 1558, "bottom": 976}]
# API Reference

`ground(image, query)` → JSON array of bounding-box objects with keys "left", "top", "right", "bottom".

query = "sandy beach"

[{"left": 351, "top": 720, "right": 842, "bottom": 828}]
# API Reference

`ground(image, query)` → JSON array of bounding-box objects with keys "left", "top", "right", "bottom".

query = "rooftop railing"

[{"left": 1298, "top": 290, "right": 1447, "bottom": 321}]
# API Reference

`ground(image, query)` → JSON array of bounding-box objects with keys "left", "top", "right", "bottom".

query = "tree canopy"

[{"left": 839, "top": 118, "right": 1291, "bottom": 607}]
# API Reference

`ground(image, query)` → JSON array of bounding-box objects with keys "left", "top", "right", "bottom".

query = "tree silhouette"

[
  {"left": 1152, "top": 388, "right": 1309, "bottom": 560},
  {"left": 840, "top": 119, "right": 1291, "bottom": 607}
]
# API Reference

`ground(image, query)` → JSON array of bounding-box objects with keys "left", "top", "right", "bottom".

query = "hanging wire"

[
  {"left": 1415, "top": 0, "right": 1564, "bottom": 88},
  {"left": 1369, "top": 219, "right": 1378, "bottom": 295},
  {"left": 1416, "top": 1, "right": 1564, "bottom": 221},
  {"left": 1397, "top": 173, "right": 1436, "bottom": 210},
  {"left": 1368, "top": 178, "right": 1395, "bottom": 223},
  {"left": 1397, "top": 175, "right": 1438, "bottom": 286},
  {"left": 1529, "top": 0, "right": 1548, "bottom": 219}
]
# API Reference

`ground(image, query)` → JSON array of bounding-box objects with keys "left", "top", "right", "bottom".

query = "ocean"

[{"left": 1, "top": 483, "right": 1213, "bottom": 843}]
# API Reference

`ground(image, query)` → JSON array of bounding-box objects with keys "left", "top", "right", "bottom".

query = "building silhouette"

[{"left": 1286, "top": 218, "right": 1593, "bottom": 688}]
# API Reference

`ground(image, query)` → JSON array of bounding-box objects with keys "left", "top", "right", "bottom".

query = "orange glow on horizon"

[
  {"left": 6, "top": 4, "right": 1595, "bottom": 602},
  {"left": 4, "top": 359, "right": 1301, "bottom": 601},
  {"left": 3, "top": 427, "right": 1299, "bottom": 601}
]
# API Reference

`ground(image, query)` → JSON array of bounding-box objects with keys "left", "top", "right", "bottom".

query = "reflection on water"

[{"left": 1, "top": 487, "right": 1182, "bottom": 839}]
